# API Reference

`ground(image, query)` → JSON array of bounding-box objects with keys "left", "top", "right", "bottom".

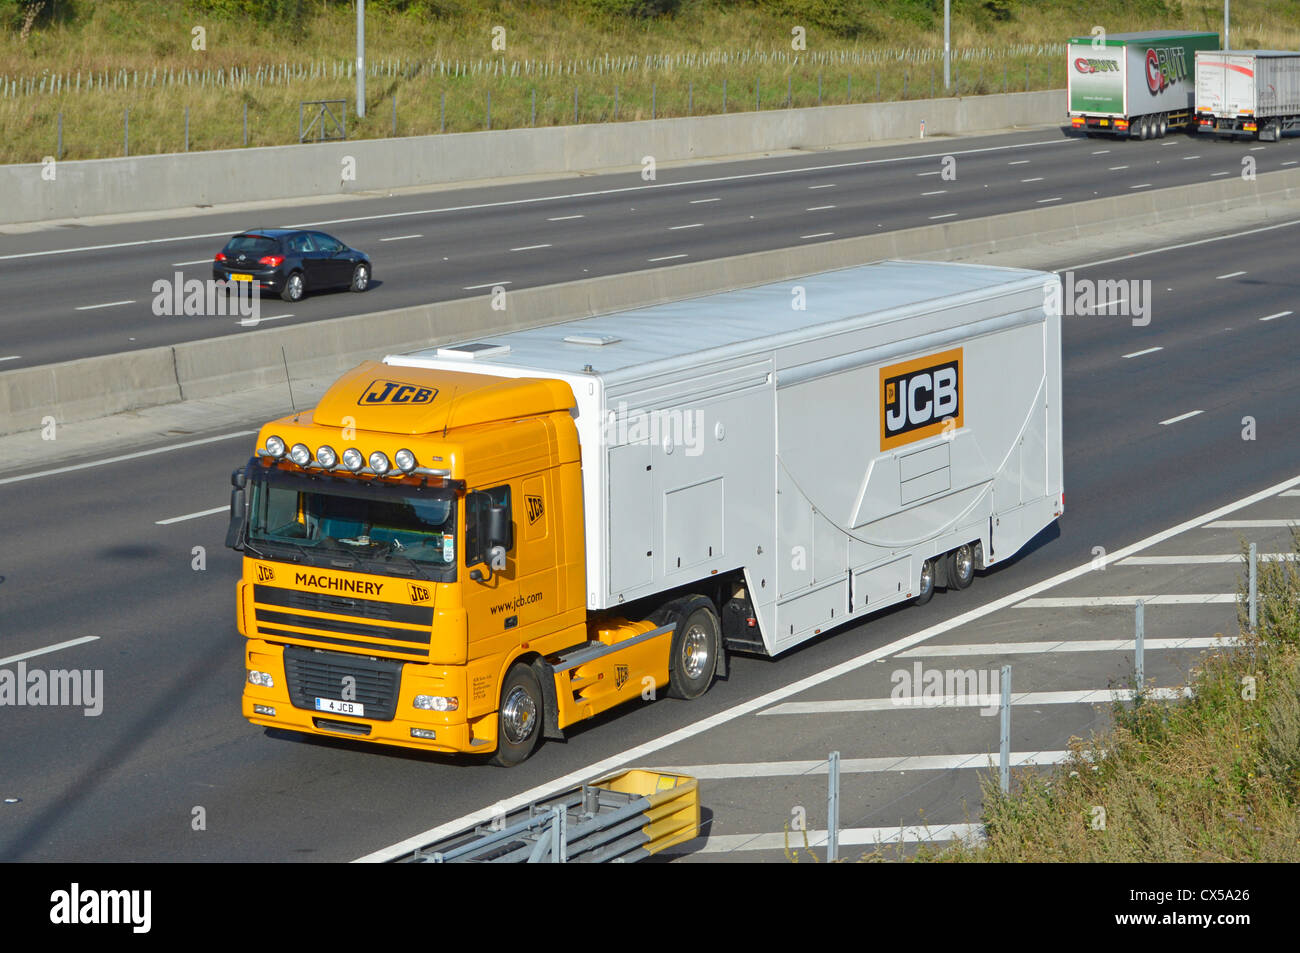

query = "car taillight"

[
  {"left": 215, "top": 252, "right": 227, "bottom": 262},
  {"left": 258, "top": 255, "right": 284, "bottom": 267}
]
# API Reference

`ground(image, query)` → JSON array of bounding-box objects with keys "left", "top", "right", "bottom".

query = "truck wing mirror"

[
  {"left": 486, "top": 505, "right": 511, "bottom": 550},
  {"left": 225, "top": 484, "right": 246, "bottom": 551}
]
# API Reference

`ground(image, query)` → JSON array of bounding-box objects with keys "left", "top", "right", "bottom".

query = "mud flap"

[{"left": 532, "top": 658, "right": 565, "bottom": 741}]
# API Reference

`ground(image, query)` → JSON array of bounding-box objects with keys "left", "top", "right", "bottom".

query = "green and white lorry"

[{"left": 1067, "top": 30, "right": 1219, "bottom": 138}]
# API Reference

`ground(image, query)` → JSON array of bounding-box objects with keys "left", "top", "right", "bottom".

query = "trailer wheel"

[
  {"left": 491, "top": 662, "right": 543, "bottom": 767},
  {"left": 1158, "top": 113, "right": 1169, "bottom": 138},
  {"left": 1139, "top": 116, "right": 1151, "bottom": 140},
  {"left": 947, "top": 544, "right": 976, "bottom": 590},
  {"left": 655, "top": 595, "right": 720, "bottom": 700},
  {"left": 915, "top": 559, "right": 936, "bottom": 605}
]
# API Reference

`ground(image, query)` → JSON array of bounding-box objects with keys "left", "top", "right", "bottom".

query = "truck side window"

[{"left": 465, "top": 485, "right": 512, "bottom": 566}]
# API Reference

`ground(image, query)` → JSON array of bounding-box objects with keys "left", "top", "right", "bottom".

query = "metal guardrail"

[{"left": 404, "top": 769, "right": 699, "bottom": 863}]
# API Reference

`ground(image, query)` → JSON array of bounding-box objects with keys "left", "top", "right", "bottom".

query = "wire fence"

[{"left": 0, "top": 44, "right": 1066, "bottom": 98}]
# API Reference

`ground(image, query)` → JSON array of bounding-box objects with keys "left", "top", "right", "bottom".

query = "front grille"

[
  {"left": 283, "top": 646, "right": 402, "bottom": 721},
  {"left": 255, "top": 585, "right": 433, "bottom": 626}
]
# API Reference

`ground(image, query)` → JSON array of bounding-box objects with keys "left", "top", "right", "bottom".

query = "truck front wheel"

[{"left": 491, "top": 662, "right": 543, "bottom": 767}]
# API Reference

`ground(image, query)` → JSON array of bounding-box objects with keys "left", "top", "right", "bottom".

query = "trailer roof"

[
  {"left": 1203, "top": 49, "right": 1300, "bottom": 56},
  {"left": 388, "top": 259, "right": 1048, "bottom": 385},
  {"left": 1069, "top": 30, "right": 1218, "bottom": 42}
]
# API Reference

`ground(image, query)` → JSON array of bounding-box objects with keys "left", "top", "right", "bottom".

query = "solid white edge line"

[
  {"left": 155, "top": 505, "right": 229, "bottom": 525},
  {"left": 0, "top": 637, "right": 100, "bottom": 668},
  {"left": 1205, "top": 519, "right": 1300, "bottom": 528},
  {"left": 1159, "top": 410, "right": 1204, "bottom": 425},
  {"left": 1017, "top": 594, "right": 1234, "bottom": 607},
  {"left": 0, "top": 431, "right": 258, "bottom": 486},
  {"left": 763, "top": 688, "right": 1188, "bottom": 715},
  {"left": 352, "top": 470, "right": 1300, "bottom": 862},
  {"left": 656, "top": 750, "right": 1072, "bottom": 779},
  {"left": 1064, "top": 217, "right": 1300, "bottom": 270},
  {"left": 898, "top": 637, "right": 1233, "bottom": 656}
]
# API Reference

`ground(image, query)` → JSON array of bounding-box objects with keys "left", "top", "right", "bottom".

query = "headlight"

[
  {"left": 316, "top": 445, "right": 337, "bottom": 468},
  {"left": 413, "top": 695, "right": 459, "bottom": 712},
  {"left": 265, "top": 435, "right": 285, "bottom": 458},
  {"left": 247, "top": 670, "right": 274, "bottom": 688},
  {"left": 394, "top": 448, "right": 417, "bottom": 472},
  {"left": 368, "top": 451, "right": 390, "bottom": 475},
  {"left": 342, "top": 448, "right": 364, "bottom": 472},
  {"left": 289, "top": 443, "right": 311, "bottom": 466}
]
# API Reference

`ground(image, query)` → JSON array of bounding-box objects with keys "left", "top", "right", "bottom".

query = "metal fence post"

[
  {"left": 244, "top": 101, "right": 248, "bottom": 145},
  {"left": 531, "top": 87, "right": 536, "bottom": 126},
  {"left": 57, "top": 111, "right": 62, "bottom": 159},
  {"left": 903, "top": 72, "right": 907, "bottom": 99},
  {"left": 847, "top": 74, "right": 852, "bottom": 101},
  {"left": 486, "top": 90, "right": 491, "bottom": 130},
  {"left": 123, "top": 107, "right": 129, "bottom": 156},
  {"left": 827, "top": 751, "right": 840, "bottom": 862},
  {"left": 1249, "top": 542, "right": 1258, "bottom": 632},
  {"left": 999, "top": 664, "right": 1011, "bottom": 794},
  {"left": 1003, "top": 63, "right": 1008, "bottom": 93},
  {"left": 1025, "top": 63, "right": 1029, "bottom": 92},
  {"left": 787, "top": 73, "right": 792, "bottom": 108},
  {"left": 688, "top": 81, "right": 693, "bottom": 114},
  {"left": 440, "top": 91, "right": 445, "bottom": 133},
  {"left": 652, "top": 82, "right": 656, "bottom": 119},
  {"left": 876, "top": 70, "right": 880, "bottom": 99},
  {"left": 185, "top": 105, "right": 190, "bottom": 151},
  {"left": 722, "top": 78, "right": 727, "bottom": 113},
  {"left": 614, "top": 83, "right": 618, "bottom": 119},
  {"left": 550, "top": 806, "right": 567, "bottom": 863},
  {"left": 1135, "top": 599, "right": 1145, "bottom": 695},
  {"left": 392, "top": 93, "right": 396, "bottom": 135},
  {"left": 817, "top": 72, "right": 821, "bottom": 105},
  {"left": 756, "top": 76, "right": 760, "bottom": 111},
  {"left": 931, "top": 67, "right": 935, "bottom": 98}
]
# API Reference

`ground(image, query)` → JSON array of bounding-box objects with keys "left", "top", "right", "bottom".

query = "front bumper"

[{"left": 242, "top": 640, "right": 492, "bottom": 755}]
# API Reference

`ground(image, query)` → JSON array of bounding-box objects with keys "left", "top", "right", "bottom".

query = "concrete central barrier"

[
  {"left": 3, "top": 163, "right": 1297, "bottom": 438},
  {"left": 2, "top": 90, "right": 1061, "bottom": 224}
]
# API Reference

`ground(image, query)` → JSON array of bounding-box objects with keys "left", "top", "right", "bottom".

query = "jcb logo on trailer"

[
  {"left": 358, "top": 380, "right": 437, "bottom": 405},
  {"left": 880, "top": 349, "right": 962, "bottom": 451}
]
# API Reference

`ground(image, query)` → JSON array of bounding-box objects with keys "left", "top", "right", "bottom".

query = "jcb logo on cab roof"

[
  {"left": 358, "top": 380, "right": 437, "bottom": 405},
  {"left": 880, "top": 349, "right": 962, "bottom": 451}
]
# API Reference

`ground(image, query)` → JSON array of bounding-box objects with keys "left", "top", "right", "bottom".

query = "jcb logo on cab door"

[
  {"left": 408, "top": 583, "right": 431, "bottom": 603},
  {"left": 880, "top": 349, "right": 962, "bottom": 451},
  {"left": 358, "top": 380, "right": 437, "bottom": 405}
]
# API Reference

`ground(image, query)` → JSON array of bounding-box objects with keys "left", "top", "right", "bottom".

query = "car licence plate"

[
  {"left": 230, "top": 273, "right": 253, "bottom": 282},
  {"left": 315, "top": 697, "right": 364, "bottom": 717}
]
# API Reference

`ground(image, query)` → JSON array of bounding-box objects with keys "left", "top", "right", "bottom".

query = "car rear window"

[{"left": 223, "top": 235, "right": 280, "bottom": 256}]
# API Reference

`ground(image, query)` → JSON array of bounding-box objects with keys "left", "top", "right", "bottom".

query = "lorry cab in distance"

[{"left": 227, "top": 260, "right": 1065, "bottom": 765}]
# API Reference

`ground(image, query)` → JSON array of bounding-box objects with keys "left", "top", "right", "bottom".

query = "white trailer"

[
  {"left": 1196, "top": 50, "right": 1300, "bottom": 140},
  {"left": 385, "top": 259, "right": 1064, "bottom": 657}
]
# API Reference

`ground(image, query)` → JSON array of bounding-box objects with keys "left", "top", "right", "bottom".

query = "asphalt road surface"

[
  {"left": 1, "top": 216, "right": 1296, "bottom": 861},
  {"left": 1, "top": 126, "right": 1297, "bottom": 368}
]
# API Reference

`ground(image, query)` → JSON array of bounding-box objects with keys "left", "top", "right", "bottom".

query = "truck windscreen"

[{"left": 246, "top": 467, "right": 457, "bottom": 578}]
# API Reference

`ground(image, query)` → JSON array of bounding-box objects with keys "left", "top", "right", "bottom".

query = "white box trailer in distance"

[
  {"left": 1196, "top": 50, "right": 1300, "bottom": 140},
  {"left": 385, "top": 259, "right": 1064, "bottom": 657}
]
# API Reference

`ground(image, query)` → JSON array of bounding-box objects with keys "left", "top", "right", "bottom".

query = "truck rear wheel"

[
  {"left": 491, "top": 662, "right": 543, "bottom": 767},
  {"left": 652, "top": 595, "right": 720, "bottom": 700},
  {"left": 1158, "top": 113, "right": 1169, "bottom": 137},
  {"left": 947, "top": 544, "right": 976, "bottom": 590}
]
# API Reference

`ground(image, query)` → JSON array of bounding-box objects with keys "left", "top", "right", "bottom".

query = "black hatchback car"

[{"left": 212, "top": 228, "right": 372, "bottom": 302}]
